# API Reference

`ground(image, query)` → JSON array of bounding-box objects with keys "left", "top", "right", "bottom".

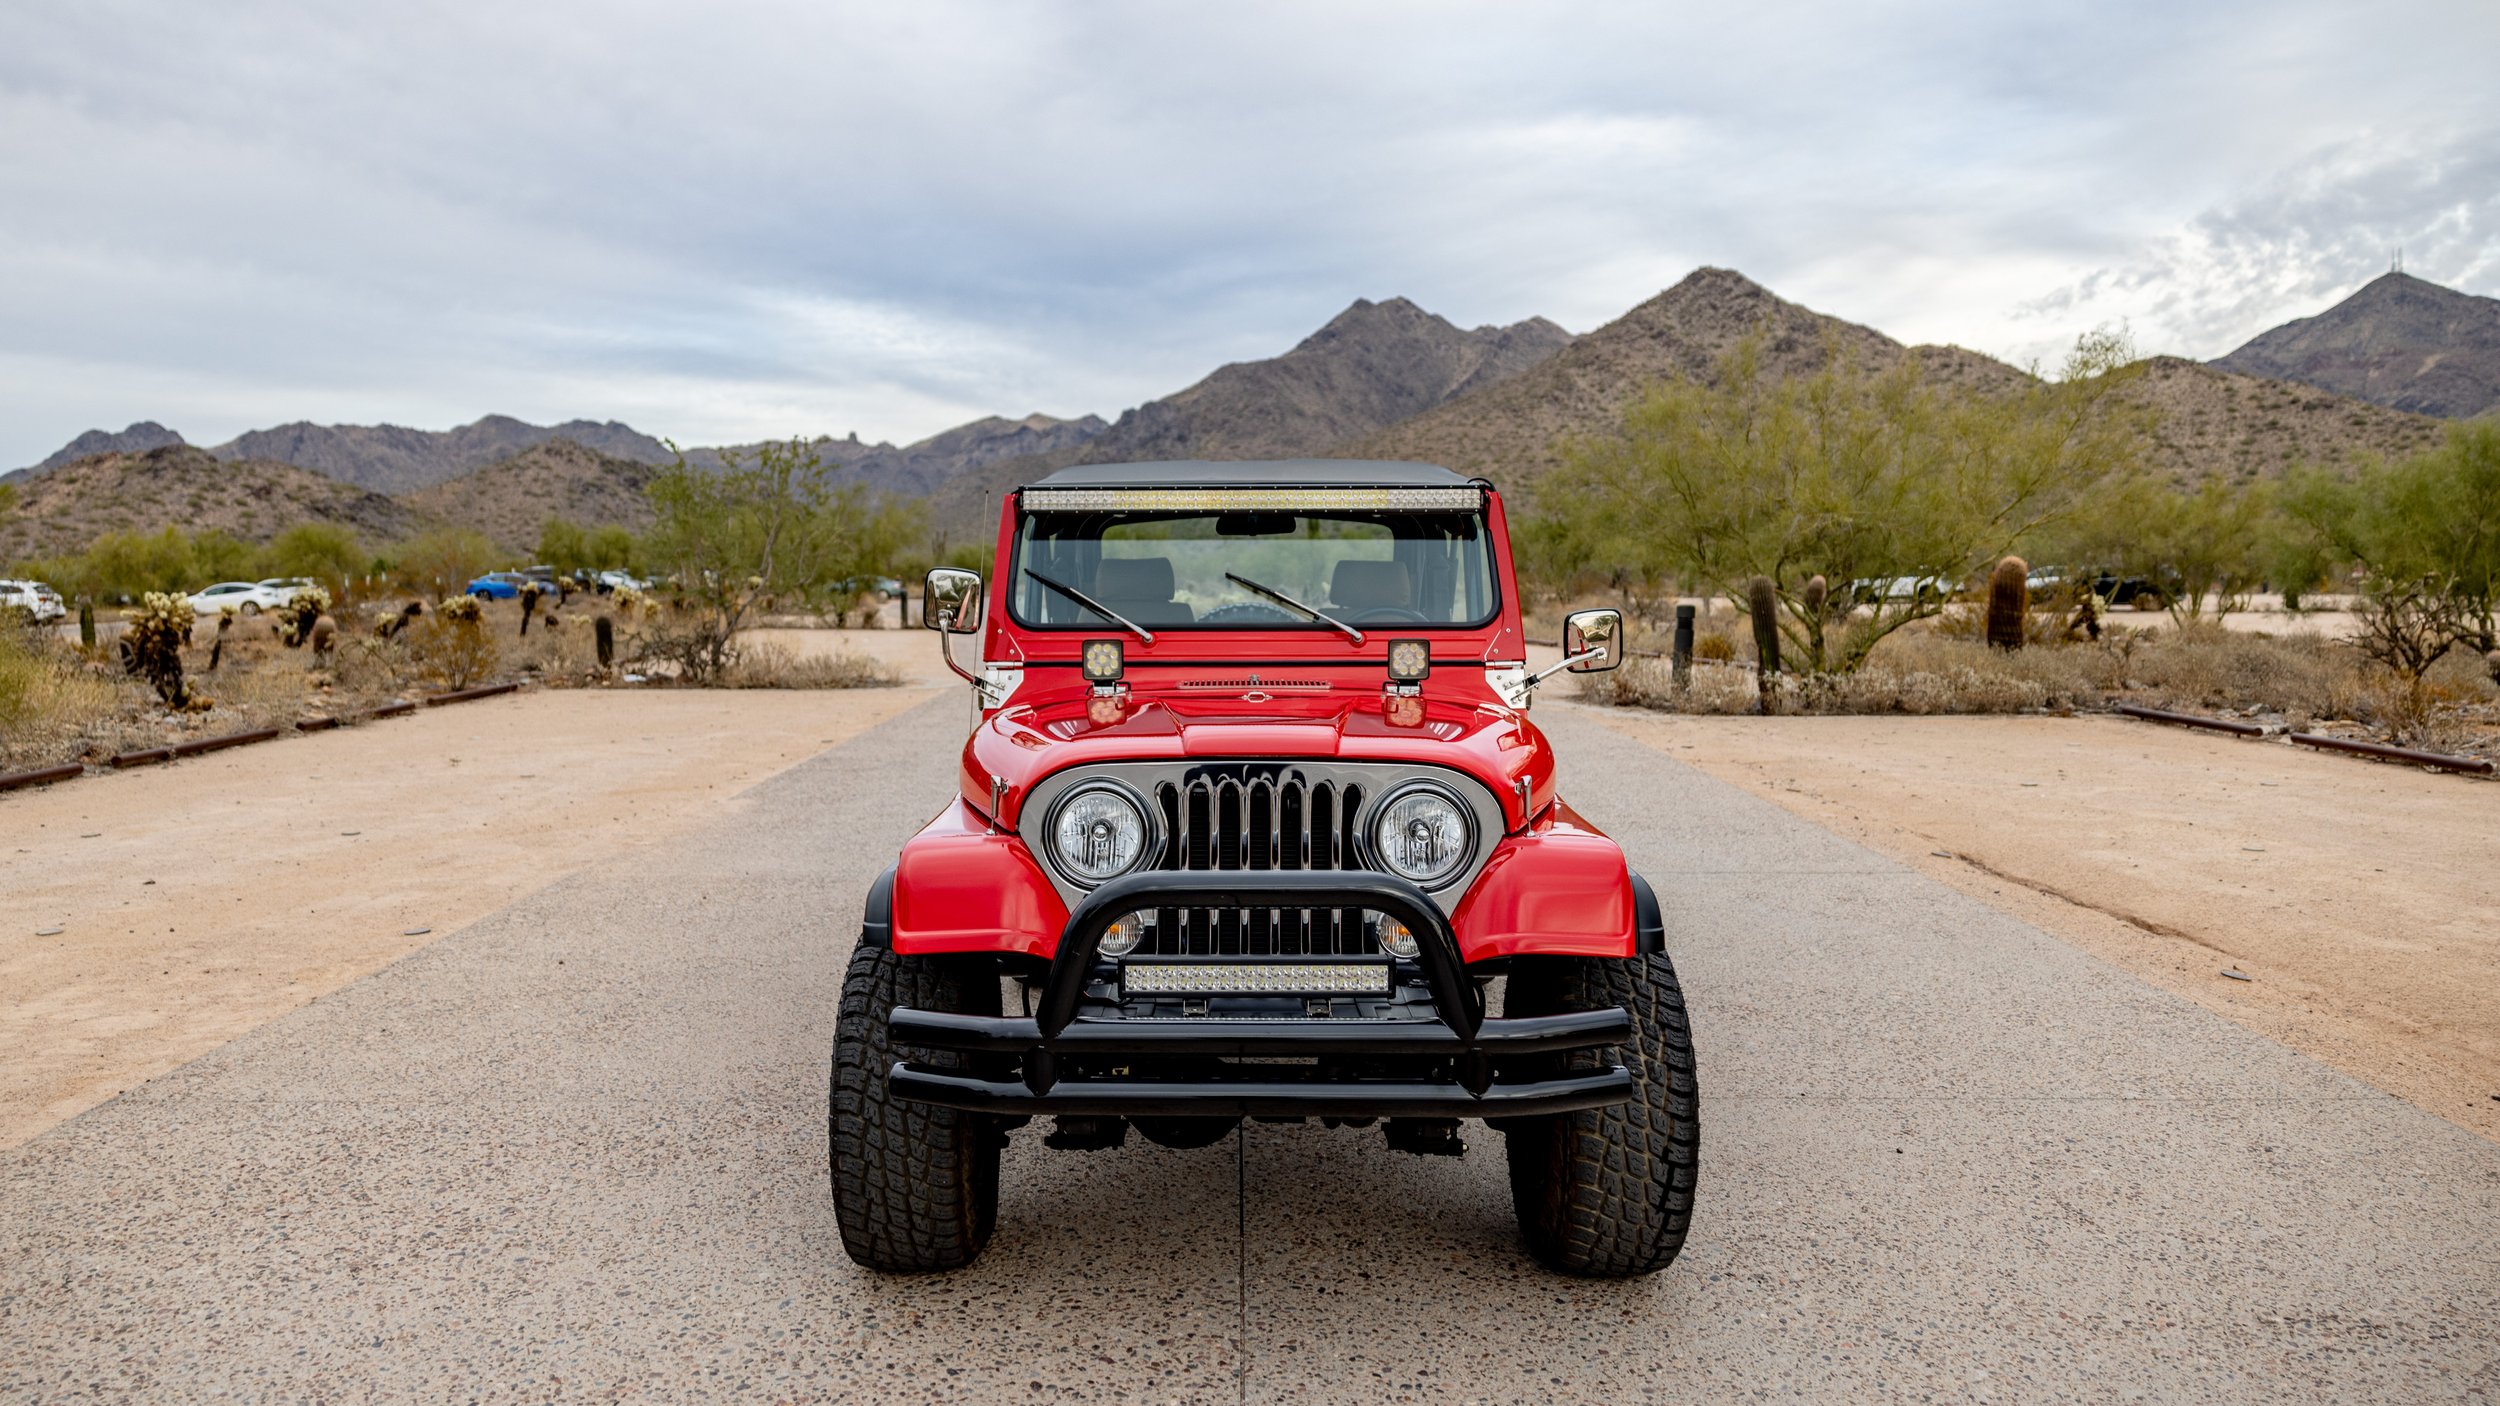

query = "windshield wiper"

[
  {"left": 1223, "top": 572, "right": 1364, "bottom": 644},
  {"left": 1024, "top": 567, "right": 1156, "bottom": 644}
]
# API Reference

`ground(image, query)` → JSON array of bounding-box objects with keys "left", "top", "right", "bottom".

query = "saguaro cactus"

[
  {"left": 595, "top": 614, "right": 615, "bottom": 669},
  {"left": 1747, "top": 575, "right": 1781, "bottom": 714},
  {"left": 78, "top": 602, "right": 95, "bottom": 649},
  {"left": 1986, "top": 556, "right": 2029, "bottom": 651}
]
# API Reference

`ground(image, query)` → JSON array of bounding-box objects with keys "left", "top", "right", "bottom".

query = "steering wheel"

[
  {"left": 1348, "top": 606, "right": 1427, "bottom": 624},
  {"left": 1199, "top": 602, "right": 1297, "bottom": 625}
]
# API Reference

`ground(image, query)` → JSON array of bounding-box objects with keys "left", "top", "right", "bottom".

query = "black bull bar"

[{"left": 886, "top": 870, "right": 1636, "bottom": 1119}]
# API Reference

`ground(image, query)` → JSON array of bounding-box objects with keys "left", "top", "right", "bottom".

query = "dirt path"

[
  {"left": 1579, "top": 705, "right": 2500, "bottom": 1141},
  {"left": 1, "top": 684, "right": 938, "bottom": 1148}
]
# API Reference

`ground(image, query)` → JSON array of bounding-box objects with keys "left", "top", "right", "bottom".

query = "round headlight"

[
  {"left": 1369, "top": 783, "right": 1471, "bottom": 887},
  {"left": 1049, "top": 782, "right": 1152, "bottom": 886}
]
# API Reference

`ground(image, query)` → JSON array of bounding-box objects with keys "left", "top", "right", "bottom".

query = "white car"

[
  {"left": 258, "top": 576, "right": 319, "bottom": 599},
  {"left": 185, "top": 581, "right": 294, "bottom": 617},
  {"left": 0, "top": 579, "right": 66, "bottom": 624}
]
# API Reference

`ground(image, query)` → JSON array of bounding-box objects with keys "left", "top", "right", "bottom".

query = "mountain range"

[
  {"left": 2211, "top": 271, "right": 2500, "bottom": 420},
  {"left": 9, "top": 267, "right": 2491, "bottom": 562}
]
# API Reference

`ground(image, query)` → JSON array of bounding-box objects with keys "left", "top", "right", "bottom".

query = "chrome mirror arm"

[
  {"left": 934, "top": 611, "right": 984, "bottom": 686},
  {"left": 1522, "top": 647, "right": 1607, "bottom": 692}
]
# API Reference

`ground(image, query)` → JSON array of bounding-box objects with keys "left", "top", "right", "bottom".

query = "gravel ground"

[{"left": 3, "top": 693, "right": 2495, "bottom": 1403}]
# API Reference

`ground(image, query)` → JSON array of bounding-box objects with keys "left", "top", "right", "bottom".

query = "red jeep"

[{"left": 831, "top": 460, "right": 1698, "bottom": 1277}]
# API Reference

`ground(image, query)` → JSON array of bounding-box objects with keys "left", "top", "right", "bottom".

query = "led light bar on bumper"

[
  {"left": 1122, "top": 961, "right": 1392, "bottom": 995},
  {"left": 1021, "top": 486, "right": 1483, "bottom": 513}
]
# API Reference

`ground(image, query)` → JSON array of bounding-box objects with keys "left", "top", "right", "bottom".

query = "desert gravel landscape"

[{"left": 1584, "top": 706, "right": 2500, "bottom": 1142}]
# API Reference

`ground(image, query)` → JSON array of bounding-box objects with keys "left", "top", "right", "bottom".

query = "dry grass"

[
  {"left": 718, "top": 641, "right": 902, "bottom": 690},
  {"left": 1587, "top": 618, "right": 2500, "bottom": 762}
]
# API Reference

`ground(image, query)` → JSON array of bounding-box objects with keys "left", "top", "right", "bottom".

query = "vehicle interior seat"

[
  {"left": 1092, "top": 555, "right": 1195, "bottom": 624},
  {"left": 1328, "top": 559, "right": 1414, "bottom": 614}
]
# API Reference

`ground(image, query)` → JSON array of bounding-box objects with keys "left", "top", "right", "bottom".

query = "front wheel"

[
  {"left": 1501, "top": 951, "right": 1700, "bottom": 1277},
  {"left": 829, "top": 946, "right": 1002, "bottom": 1272}
]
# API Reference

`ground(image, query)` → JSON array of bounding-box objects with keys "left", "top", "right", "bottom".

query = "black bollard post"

[
  {"left": 1672, "top": 603, "right": 1695, "bottom": 691},
  {"left": 594, "top": 615, "right": 615, "bottom": 669}
]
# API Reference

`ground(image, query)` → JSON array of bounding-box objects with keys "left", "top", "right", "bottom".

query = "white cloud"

[{"left": 3, "top": 0, "right": 2497, "bottom": 466}]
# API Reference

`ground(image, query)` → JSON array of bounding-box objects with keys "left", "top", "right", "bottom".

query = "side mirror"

[
  {"left": 1562, "top": 607, "right": 1624, "bottom": 673},
  {"left": 924, "top": 568, "right": 983, "bottom": 634}
]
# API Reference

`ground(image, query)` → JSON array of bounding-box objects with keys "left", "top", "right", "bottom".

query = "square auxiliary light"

[
  {"left": 1081, "top": 638, "right": 1125, "bottom": 684},
  {"left": 1122, "top": 962, "right": 1392, "bottom": 996},
  {"left": 1385, "top": 638, "right": 1432, "bottom": 683}
]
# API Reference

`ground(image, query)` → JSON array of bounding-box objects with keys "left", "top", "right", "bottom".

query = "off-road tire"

[
  {"left": 1501, "top": 951, "right": 1700, "bottom": 1277},
  {"left": 829, "top": 946, "right": 1002, "bottom": 1273}
]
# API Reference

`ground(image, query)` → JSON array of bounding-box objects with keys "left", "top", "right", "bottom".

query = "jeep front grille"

[{"left": 1142, "top": 774, "right": 1370, "bottom": 956}]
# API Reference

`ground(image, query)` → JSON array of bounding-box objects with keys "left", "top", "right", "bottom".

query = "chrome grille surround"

[{"left": 1016, "top": 760, "right": 1503, "bottom": 958}]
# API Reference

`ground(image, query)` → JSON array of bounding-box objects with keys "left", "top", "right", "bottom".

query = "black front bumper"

[{"left": 887, "top": 870, "right": 1635, "bottom": 1119}]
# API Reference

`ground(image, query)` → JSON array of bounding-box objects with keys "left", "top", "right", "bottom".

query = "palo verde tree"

[
  {"left": 1536, "top": 328, "right": 2149, "bottom": 672},
  {"left": 640, "top": 435, "right": 916, "bottom": 681},
  {"left": 2279, "top": 420, "right": 2500, "bottom": 657}
]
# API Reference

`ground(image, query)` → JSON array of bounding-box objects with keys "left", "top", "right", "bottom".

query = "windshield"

[{"left": 1011, "top": 510, "right": 1497, "bottom": 631}]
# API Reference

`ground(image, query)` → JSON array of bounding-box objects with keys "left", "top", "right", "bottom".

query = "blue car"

[{"left": 464, "top": 572, "right": 535, "bottom": 600}]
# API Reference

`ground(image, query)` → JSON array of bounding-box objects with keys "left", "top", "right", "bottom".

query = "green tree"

[
  {"left": 264, "top": 523, "right": 367, "bottom": 591},
  {"left": 2081, "top": 476, "right": 2271, "bottom": 620},
  {"left": 2279, "top": 422, "right": 2500, "bottom": 648},
  {"left": 640, "top": 436, "right": 882, "bottom": 680},
  {"left": 1537, "top": 329, "right": 2148, "bottom": 671},
  {"left": 393, "top": 527, "right": 506, "bottom": 602},
  {"left": 536, "top": 517, "right": 592, "bottom": 574},
  {"left": 586, "top": 524, "right": 638, "bottom": 571}
]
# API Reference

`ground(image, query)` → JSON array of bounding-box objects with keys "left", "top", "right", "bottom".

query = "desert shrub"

[
  {"left": 1692, "top": 631, "right": 1736, "bottom": 663},
  {"left": 717, "top": 641, "right": 901, "bottom": 689},
  {"left": 409, "top": 594, "right": 499, "bottom": 689},
  {"left": 0, "top": 629, "right": 125, "bottom": 768}
]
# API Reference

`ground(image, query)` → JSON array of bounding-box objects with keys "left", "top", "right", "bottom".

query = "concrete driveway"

[{"left": 4, "top": 694, "right": 2495, "bottom": 1403}]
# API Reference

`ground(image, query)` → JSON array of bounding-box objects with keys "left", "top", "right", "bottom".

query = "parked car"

[
  {"left": 185, "top": 581, "right": 293, "bottom": 616},
  {"left": 257, "top": 576, "right": 319, "bottom": 599},
  {"left": 833, "top": 574, "right": 904, "bottom": 603},
  {"left": 0, "top": 579, "right": 66, "bottom": 624},
  {"left": 831, "top": 460, "right": 1695, "bottom": 1280},
  {"left": 593, "top": 569, "right": 651, "bottom": 594},
  {"left": 463, "top": 572, "right": 540, "bottom": 600},
  {"left": 1846, "top": 575, "right": 1954, "bottom": 605}
]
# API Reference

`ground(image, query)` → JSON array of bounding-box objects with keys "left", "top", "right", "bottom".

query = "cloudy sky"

[{"left": 5, "top": 0, "right": 2495, "bottom": 467}]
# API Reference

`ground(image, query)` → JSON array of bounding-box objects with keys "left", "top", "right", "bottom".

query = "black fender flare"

[
  {"left": 859, "top": 864, "right": 897, "bottom": 948},
  {"left": 1629, "top": 871, "right": 1664, "bottom": 955}
]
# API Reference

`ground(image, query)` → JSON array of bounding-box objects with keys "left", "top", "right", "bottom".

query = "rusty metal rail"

[
  {"left": 2114, "top": 704, "right": 2269, "bottom": 737},
  {"left": 425, "top": 682, "right": 522, "bottom": 706},
  {"left": 2288, "top": 732, "right": 2494, "bottom": 775},
  {"left": 0, "top": 762, "right": 83, "bottom": 793}
]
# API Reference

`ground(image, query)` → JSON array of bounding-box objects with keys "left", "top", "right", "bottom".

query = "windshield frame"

[{"left": 1004, "top": 506, "right": 1504, "bottom": 635}]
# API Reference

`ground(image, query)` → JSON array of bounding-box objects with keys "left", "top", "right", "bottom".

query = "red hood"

[{"left": 959, "top": 673, "right": 1554, "bottom": 833}]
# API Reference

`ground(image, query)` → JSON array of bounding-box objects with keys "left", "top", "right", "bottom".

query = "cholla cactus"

[
  {"left": 277, "top": 585, "right": 333, "bottom": 648},
  {"left": 124, "top": 591, "right": 197, "bottom": 707},
  {"left": 376, "top": 599, "right": 424, "bottom": 638},
  {"left": 519, "top": 582, "right": 543, "bottom": 636},
  {"left": 437, "top": 594, "right": 483, "bottom": 624}
]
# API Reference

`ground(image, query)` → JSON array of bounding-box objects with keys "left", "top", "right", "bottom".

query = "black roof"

[{"left": 1024, "top": 459, "right": 1473, "bottom": 490}]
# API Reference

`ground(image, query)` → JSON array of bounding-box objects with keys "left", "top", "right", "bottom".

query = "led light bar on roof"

[{"left": 1021, "top": 486, "right": 1483, "bottom": 513}]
